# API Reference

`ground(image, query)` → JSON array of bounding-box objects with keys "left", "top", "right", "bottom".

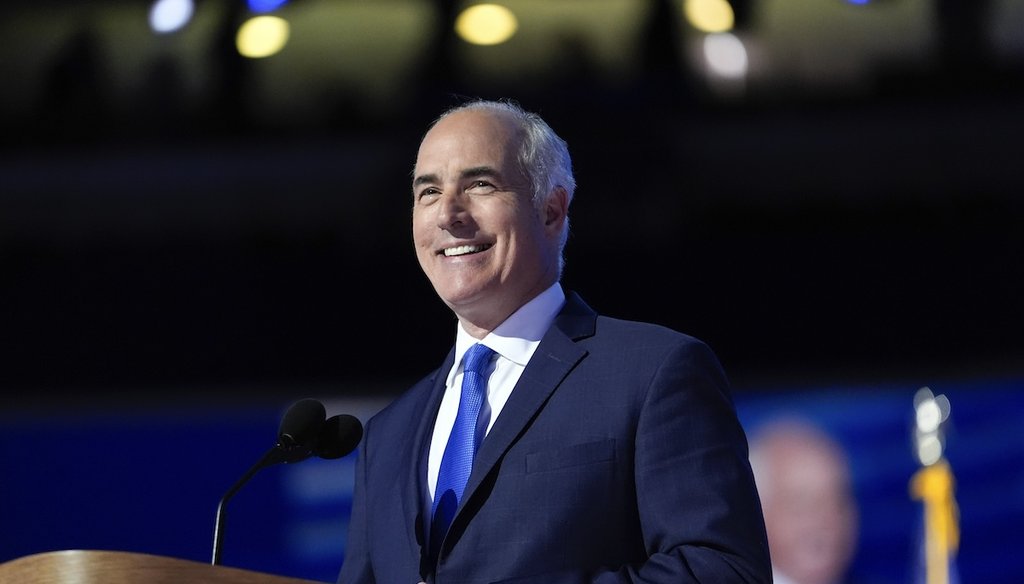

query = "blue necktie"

[{"left": 431, "top": 343, "right": 495, "bottom": 553}]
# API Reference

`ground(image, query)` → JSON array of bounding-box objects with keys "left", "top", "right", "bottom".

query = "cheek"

[{"left": 412, "top": 213, "right": 432, "bottom": 246}]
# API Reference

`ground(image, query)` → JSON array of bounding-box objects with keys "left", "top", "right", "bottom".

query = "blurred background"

[{"left": 1, "top": 0, "right": 1022, "bottom": 582}]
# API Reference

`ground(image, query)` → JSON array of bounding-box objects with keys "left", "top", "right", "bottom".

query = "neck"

[{"left": 453, "top": 280, "right": 559, "bottom": 339}]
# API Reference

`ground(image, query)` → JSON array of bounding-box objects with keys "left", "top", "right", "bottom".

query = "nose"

[{"left": 436, "top": 191, "right": 468, "bottom": 231}]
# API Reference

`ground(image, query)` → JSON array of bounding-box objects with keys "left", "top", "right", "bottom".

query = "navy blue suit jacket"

[{"left": 338, "top": 292, "right": 771, "bottom": 584}]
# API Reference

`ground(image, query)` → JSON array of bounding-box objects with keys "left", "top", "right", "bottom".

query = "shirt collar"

[{"left": 450, "top": 283, "right": 566, "bottom": 380}]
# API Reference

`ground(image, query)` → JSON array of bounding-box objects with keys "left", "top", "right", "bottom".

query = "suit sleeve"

[
  {"left": 605, "top": 339, "right": 772, "bottom": 583},
  {"left": 337, "top": 428, "right": 375, "bottom": 584}
]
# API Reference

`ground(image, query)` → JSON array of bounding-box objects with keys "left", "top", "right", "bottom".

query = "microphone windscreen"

[
  {"left": 278, "top": 398, "right": 327, "bottom": 450},
  {"left": 316, "top": 414, "right": 364, "bottom": 460}
]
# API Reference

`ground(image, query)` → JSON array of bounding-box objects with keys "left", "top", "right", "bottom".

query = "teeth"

[{"left": 444, "top": 244, "right": 490, "bottom": 257}]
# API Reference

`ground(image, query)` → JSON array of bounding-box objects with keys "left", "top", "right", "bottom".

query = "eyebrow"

[
  {"left": 461, "top": 166, "right": 501, "bottom": 181},
  {"left": 412, "top": 166, "right": 503, "bottom": 188},
  {"left": 412, "top": 173, "right": 438, "bottom": 188}
]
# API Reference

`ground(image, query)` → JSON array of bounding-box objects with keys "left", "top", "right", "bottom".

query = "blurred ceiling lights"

[
  {"left": 685, "top": 0, "right": 736, "bottom": 34},
  {"left": 149, "top": 0, "right": 194, "bottom": 34},
  {"left": 236, "top": 15, "right": 291, "bottom": 58},
  {"left": 1, "top": 0, "right": 1020, "bottom": 134},
  {"left": 148, "top": 0, "right": 740, "bottom": 57},
  {"left": 456, "top": 4, "right": 520, "bottom": 46}
]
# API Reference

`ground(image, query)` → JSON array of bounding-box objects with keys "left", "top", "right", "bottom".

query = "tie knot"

[{"left": 463, "top": 343, "right": 495, "bottom": 376}]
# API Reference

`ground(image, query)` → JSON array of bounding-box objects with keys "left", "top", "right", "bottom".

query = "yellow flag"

[{"left": 909, "top": 458, "right": 960, "bottom": 584}]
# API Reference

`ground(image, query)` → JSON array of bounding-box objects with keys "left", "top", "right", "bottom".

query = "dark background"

[
  {"left": 2, "top": 0, "right": 1022, "bottom": 397},
  {"left": 1, "top": 0, "right": 1022, "bottom": 582}
]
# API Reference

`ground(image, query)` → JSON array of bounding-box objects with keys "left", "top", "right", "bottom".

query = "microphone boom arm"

[
  {"left": 211, "top": 445, "right": 294, "bottom": 565},
  {"left": 209, "top": 399, "right": 362, "bottom": 566}
]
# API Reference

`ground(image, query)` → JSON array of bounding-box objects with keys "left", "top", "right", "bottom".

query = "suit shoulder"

[
  {"left": 588, "top": 315, "right": 728, "bottom": 374},
  {"left": 594, "top": 314, "right": 711, "bottom": 349},
  {"left": 365, "top": 369, "right": 438, "bottom": 429}
]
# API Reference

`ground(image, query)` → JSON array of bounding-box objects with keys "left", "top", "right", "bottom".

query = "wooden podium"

[{"left": 0, "top": 550, "right": 326, "bottom": 584}]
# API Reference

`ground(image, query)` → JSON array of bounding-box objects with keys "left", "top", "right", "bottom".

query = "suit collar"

[{"left": 552, "top": 290, "right": 598, "bottom": 341}]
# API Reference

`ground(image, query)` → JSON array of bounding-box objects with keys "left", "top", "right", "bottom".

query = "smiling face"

[{"left": 412, "top": 108, "right": 567, "bottom": 337}]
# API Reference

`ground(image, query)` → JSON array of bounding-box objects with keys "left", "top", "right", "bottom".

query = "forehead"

[{"left": 414, "top": 110, "right": 522, "bottom": 173}]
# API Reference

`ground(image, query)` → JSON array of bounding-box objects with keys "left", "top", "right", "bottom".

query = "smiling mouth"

[{"left": 442, "top": 244, "right": 493, "bottom": 257}]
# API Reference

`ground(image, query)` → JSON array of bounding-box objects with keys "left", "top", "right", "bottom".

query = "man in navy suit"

[{"left": 337, "top": 99, "right": 771, "bottom": 584}]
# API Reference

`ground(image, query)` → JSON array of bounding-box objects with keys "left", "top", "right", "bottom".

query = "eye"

[
  {"left": 466, "top": 180, "right": 497, "bottom": 194},
  {"left": 416, "top": 187, "right": 441, "bottom": 202}
]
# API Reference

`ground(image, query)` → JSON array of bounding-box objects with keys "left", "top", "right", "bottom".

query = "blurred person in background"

[{"left": 748, "top": 417, "right": 860, "bottom": 584}]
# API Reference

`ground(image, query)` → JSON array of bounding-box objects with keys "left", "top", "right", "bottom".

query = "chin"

[{"left": 440, "top": 282, "right": 504, "bottom": 313}]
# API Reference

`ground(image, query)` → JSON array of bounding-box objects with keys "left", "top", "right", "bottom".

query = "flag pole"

[{"left": 909, "top": 387, "right": 960, "bottom": 584}]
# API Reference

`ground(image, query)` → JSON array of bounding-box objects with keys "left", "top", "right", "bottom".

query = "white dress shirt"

[{"left": 426, "top": 283, "right": 566, "bottom": 499}]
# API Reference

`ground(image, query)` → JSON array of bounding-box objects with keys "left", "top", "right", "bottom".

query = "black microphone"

[
  {"left": 211, "top": 399, "right": 363, "bottom": 565},
  {"left": 277, "top": 398, "right": 329, "bottom": 463},
  {"left": 316, "top": 414, "right": 364, "bottom": 460}
]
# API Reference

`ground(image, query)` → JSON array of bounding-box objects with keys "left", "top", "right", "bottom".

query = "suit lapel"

[
  {"left": 402, "top": 349, "right": 455, "bottom": 568},
  {"left": 462, "top": 291, "right": 596, "bottom": 507}
]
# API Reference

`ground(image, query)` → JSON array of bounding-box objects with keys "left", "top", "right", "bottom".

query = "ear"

[{"left": 543, "top": 186, "right": 569, "bottom": 233}]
